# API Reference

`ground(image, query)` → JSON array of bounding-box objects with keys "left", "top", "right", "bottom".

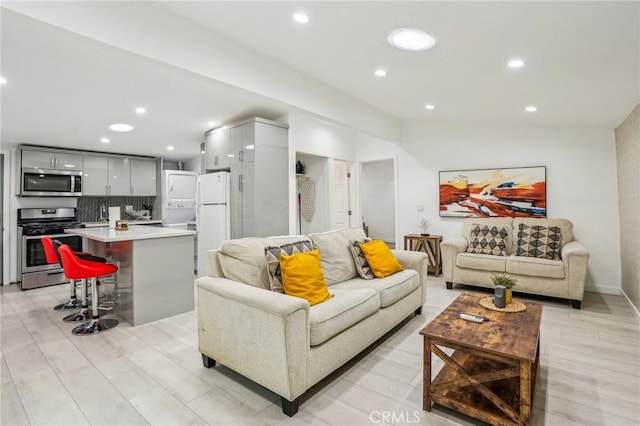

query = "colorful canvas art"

[{"left": 439, "top": 166, "right": 546, "bottom": 218}]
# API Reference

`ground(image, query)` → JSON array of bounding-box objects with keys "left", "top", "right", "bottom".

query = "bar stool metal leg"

[
  {"left": 53, "top": 279, "right": 79, "bottom": 310},
  {"left": 63, "top": 279, "right": 90, "bottom": 322},
  {"left": 72, "top": 277, "right": 118, "bottom": 336}
]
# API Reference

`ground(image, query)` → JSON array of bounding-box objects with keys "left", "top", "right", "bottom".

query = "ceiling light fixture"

[
  {"left": 135, "top": 107, "right": 146, "bottom": 114},
  {"left": 100, "top": 138, "right": 110, "bottom": 143},
  {"left": 167, "top": 146, "right": 175, "bottom": 151},
  {"left": 109, "top": 123, "right": 134, "bottom": 132},
  {"left": 293, "top": 13, "right": 309, "bottom": 23},
  {"left": 525, "top": 105, "right": 537, "bottom": 112},
  {"left": 425, "top": 104, "right": 435, "bottom": 110},
  {"left": 374, "top": 69, "right": 387, "bottom": 77},
  {"left": 508, "top": 59, "right": 526, "bottom": 68},
  {"left": 0, "top": 76, "right": 6, "bottom": 85},
  {"left": 387, "top": 28, "right": 436, "bottom": 51}
]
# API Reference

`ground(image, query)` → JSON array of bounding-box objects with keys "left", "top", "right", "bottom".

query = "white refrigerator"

[{"left": 196, "top": 171, "right": 230, "bottom": 276}]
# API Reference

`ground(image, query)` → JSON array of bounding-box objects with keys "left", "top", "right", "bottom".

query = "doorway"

[
  {"left": 333, "top": 160, "right": 353, "bottom": 229},
  {"left": 360, "top": 159, "right": 396, "bottom": 247}
]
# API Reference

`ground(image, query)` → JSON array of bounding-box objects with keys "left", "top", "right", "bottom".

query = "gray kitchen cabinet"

[
  {"left": 223, "top": 117, "right": 288, "bottom": 238},
  {"left": 82, "top": 155, "right": 131, "bottom": 195},
  {"left": 82, "top": 156, "right": 109, "bottom": 195},
  {"left": 21, "top": 149, "right": 83, "bottom": 171},
  {"left": 204, "top": 127, "right": 231, "bottom": 171},
  {"left": 130, "top": 159, "right": 156, "bottom": 196}
]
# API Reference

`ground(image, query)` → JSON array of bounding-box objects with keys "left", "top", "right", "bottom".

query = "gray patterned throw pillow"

[
  {"left": 348, "top": 238, "right": 375, "bottom": 280},
  {"left": 467, "top": 224, "right": 509, "bottom": 256},
  {"left": 515, "top": 223, "right": 562, "bottom": 260},
  {"left": 265, "top": 240, "right": 314, "bottom": 292}
]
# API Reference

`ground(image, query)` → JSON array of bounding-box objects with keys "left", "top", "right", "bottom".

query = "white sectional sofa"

[
  {"left": 195, "top": 228, "right": 428, "bottom": 416},
  {"left": 441, "top": 217, "right": 589, "bottom": 309}
]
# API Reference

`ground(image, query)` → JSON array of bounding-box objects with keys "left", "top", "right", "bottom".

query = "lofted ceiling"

[{"left": 1, "top": 1, "right": 639, "bottom": 161}]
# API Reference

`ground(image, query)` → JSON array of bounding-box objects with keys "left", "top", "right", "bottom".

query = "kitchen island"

[{"left": 65, "top": 226, "right": 196, "bottom": 326}]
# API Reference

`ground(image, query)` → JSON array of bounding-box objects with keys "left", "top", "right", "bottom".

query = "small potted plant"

[{"left": 491, "top": 273, "right": 517, "bottom": 304}]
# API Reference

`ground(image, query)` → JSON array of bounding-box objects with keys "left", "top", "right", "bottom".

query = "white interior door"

[{"left": 333, "top": 160, "right": 351, "bottom": 229}]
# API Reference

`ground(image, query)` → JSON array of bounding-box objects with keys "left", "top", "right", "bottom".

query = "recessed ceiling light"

[
  {"left": 425, "top": 104, "right": 435, "bottom": 110},
  {"left": 135, "top": 107, "right": 146, "bottom": 114},
  {"left": 0, "top": 76, "right": 6, "bottom": 85},
  {"left": 387, "top": 28, "right": 436, "bottom": 51},
  {"left": 100, "top": 138, "right": 110, "bottom": 143},
  {"left": 374, "top": 69, "right": 387, "bottom": 77},
  {"left": 525, "top": 106, "right": 537, "bottom": 112},
  {"left": 293, "top": 13, "right": 309, "bottom": 23},
  {"left": 508, "top": 59, "right": 526, "bottom": 68},
  {"left": 109, "top": 123, "right": 134, "bottom": 132},
  {"left": 167, "top": 146, "right": 175, "bottom": 151},
  {"left": 207, "top": 121, "right": 216, "bottom": 127}
]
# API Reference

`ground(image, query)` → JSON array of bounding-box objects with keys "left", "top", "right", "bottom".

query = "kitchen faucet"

[{"left": 99, "top": 203, "right": 107, "bottom": 222}]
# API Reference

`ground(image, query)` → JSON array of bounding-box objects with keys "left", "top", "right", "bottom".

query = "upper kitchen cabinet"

[
  {"left": 130, "top": 159, "right": 157, "bottom": 196},
  {"left": 21, "top": 148, "right": 83, "bottom": 171},
  {"left": 204, "top": 127, "right": 231, "bottom": 171},
  {"left": 83, "top": 155, "right": 156, "bottom": 196},
  {"left": 82, "top": 156, "right": 129, "bottom": 195}
]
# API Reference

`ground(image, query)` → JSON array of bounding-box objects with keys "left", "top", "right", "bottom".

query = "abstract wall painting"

[{"left": 439, "top": 166, "right": 546, "bottom": 218}]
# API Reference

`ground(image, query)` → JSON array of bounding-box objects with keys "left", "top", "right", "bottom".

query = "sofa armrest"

[
  {"left": 196, "top": 276, "right": 309, "bottom": 401},
  {"left": 441, "top": 236, "right": 468, "bottom": 282},
  {"left": 392, "top": 249, "right": 428, "bottom": 305},
  {"left": 561, "top": 241, "right": 590, "bottom": 301}
]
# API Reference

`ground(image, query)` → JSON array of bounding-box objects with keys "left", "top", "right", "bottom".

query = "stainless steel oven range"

[{"left": 17, "top": 207, "right": 84, "bottom": 290}]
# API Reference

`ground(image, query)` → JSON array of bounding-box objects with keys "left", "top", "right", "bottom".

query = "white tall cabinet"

[{"left": 205, "top": 117, "right": 288, "bottom": 238}]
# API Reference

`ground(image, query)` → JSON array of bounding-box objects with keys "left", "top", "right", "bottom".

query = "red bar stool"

[
  {"left": 58, "top": 244, "right": 119, "bottom": 335},
  {"left": 42, "top": 236, "right": 104, "bottom": 311}
]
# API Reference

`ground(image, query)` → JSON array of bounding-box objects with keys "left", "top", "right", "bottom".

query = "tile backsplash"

[{"left": 77, "top": 196, "right": 156, "bottom": 222}]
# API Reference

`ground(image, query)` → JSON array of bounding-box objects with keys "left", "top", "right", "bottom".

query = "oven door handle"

[{"left": 23, "top": 233, "right": 72, "bottom": 241}]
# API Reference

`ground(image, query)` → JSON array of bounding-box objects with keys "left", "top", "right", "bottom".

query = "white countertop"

[
  {"left": 66, "top": 226, "right": 196, "bottom": 242},
  {"left": 83, "top": 220, "right": 163, "bottom": 228}
]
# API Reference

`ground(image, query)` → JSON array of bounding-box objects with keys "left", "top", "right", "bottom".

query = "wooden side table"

[{"left": 404, "top": 234, "right": 442, "bottom": 276}]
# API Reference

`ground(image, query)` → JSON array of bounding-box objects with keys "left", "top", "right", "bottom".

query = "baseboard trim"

[
  {"left": 585, "top": 285, "right": 621, "bottom": 295},
  {"left": 621, "top": 288, "right": 640, "bottom": 319}
]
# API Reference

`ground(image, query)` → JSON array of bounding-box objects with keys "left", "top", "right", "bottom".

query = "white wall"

[
  {"left": 361, "top": 160, "right": 395, "bottom": 243},
  {"left": 288, "top": 113, "right": 359, "bottom": 233},
  {"left": 399, "top": 121, "right": 622, "bottom": 294}
]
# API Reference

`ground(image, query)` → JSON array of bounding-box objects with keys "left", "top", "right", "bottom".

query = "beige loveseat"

[
  {"left": 441, "top": 217, "right": 589, "bottom": 309},
  {"left": 195, "top": 228, "right": 428, "bottom": 416}
]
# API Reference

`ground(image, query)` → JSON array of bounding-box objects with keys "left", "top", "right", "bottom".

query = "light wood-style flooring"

[{"left": 2, "top": 277, "right": 639, "bottom": 425}]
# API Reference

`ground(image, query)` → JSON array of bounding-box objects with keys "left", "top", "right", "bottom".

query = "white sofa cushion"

[
  {"left": 331, "top": 270, "right": 420, "bottom": 308},
  {"left": 456, "top": 252, "right": 506, "bottom": 272},
  {"left": 219, "top": 235, "right": 312, "bottom": 290},
  {"left": 308, "top": 228, "right": 367, "bottom": 285},
  {"left": 309, "top": 288, "right": 380, "bottom": 346},
  {"left": 506, "top": 255, "right": 565, "bottom": 279},
  {"left": 512, "top": 218, "right": 574, "bottom": 252}
]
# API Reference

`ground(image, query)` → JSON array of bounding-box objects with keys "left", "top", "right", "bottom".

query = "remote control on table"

[{"left": 460, "top": 313, "right": 488, "bottom": 323}]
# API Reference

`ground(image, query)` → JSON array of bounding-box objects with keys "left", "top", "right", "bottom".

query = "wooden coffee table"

[{"left": 420, "top": 292, "right": 542, "bottom": 426}]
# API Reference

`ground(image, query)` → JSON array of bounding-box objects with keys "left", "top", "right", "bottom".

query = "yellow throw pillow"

[
  {"left": 280, "top": 250, "right": 333, "bottom": 306},
  {"left": 359, "top": 240, "right": 404, "bottom": 278}
]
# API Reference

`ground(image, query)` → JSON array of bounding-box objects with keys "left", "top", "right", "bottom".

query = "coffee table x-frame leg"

[{"left": 424, "top": 337, "right": 539, "bottom": 425}]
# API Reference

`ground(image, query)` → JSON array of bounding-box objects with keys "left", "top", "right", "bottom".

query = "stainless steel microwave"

[{"left": 20, "top": 168, "right": 82, "bottom": 196}]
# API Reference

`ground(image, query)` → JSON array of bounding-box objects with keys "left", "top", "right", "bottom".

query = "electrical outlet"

[
  {"left": 125, "top": 205, "right": 133, "bottom": 211},
  {"left": 417, "top": 204, "right": 425, "bottom": 212}
]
